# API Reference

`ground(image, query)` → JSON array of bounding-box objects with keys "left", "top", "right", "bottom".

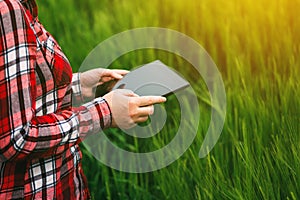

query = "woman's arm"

[
  {"left": 0, "top": 0, "right": 165, "bottom": 162},
  {"left": 0, "top": 1, "right": 111, "bottom": 161}
]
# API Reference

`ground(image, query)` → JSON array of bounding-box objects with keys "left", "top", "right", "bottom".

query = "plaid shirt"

[{"left": 0, "top": 0, "right": 112, "bottom": 199}]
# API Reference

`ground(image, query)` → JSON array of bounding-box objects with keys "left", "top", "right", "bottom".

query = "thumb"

[{"left": 111, "top": 72, "right": 123, "bottom": 79}]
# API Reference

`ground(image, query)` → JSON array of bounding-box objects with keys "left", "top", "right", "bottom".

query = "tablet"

[
  {"left": 112, "top": 60, "right": 190, "bottom": 96},
  {"left": 95, "top": 60, "right": 190, "bottom": 97}
]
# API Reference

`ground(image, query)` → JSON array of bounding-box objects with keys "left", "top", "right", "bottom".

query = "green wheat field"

[{"left": 37, "top": 0, "right": 299, "bottom": 199}]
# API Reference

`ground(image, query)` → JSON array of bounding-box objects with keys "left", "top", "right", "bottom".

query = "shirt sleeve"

[
  {"left": 71, "top": 73, "right": 85, "bottom": 105},
  {"left": 0, "top": 1, "right": 111, "bottom": 162}
]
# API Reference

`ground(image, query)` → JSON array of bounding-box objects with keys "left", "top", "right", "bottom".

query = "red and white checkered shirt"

[{"left": 0, "top": 0, "right": 112, "bottom": 199}]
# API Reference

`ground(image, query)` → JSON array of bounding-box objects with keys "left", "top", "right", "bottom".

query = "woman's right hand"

[{"left": 103, "top": 89, "right": 166, "bottom": 129}]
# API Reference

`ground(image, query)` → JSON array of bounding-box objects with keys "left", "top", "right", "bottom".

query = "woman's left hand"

[{"left": 80, "top": 68, "right": 129, "bottom": 99}]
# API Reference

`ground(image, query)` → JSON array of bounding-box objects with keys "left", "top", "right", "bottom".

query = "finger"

[
  {"left": 138, "top": 105, "right": 154, "bottom": 116},
  {"left": 111, "top": 70, "right": 130, "bottom": 79},
  {"left": 111, "top": 69, "right": 130, "bottom": 75},
  {"left": 100, "top": 76, "right": 114, "bottom": 83},
  {"left": 135, "top": 116, "right": 149, "bottom": 123},
  {"left": 110, "top": 72, "right": 123, "bottom": 79},
  {"left": 137, "top": 96, "right": 167, "bottom": 106},
  {"left": 102, "top": 69, "right": 129, "bottom": 79}
]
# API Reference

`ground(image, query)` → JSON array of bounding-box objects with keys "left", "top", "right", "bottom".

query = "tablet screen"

[{"left": 112, "top": 60, "right": 190, "bottom": 96}]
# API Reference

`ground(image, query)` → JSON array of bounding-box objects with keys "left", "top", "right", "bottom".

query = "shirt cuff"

[
  {"left": 72, "top": 73, "right": 85, "bottom": 105},
  {"left": 84, "top": 97, "right": 112, "bottom": 131}
]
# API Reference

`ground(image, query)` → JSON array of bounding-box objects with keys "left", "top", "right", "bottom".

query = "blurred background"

[{"left": 37, "top": 0, "right": 299, "bottom": 199}]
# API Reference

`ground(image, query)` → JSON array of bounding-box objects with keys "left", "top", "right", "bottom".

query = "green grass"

[{"left": 37, "top": 0, "right": 299, "bottom": 199}]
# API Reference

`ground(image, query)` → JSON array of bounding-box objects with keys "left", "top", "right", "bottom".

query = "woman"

[{"left": 0, "top": 0, "right": 165, "bottom": 199}]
